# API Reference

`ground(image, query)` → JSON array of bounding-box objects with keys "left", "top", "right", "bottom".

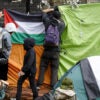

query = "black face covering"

[{"left": 23, "top": 38, "right": 35, "bottom": 51}]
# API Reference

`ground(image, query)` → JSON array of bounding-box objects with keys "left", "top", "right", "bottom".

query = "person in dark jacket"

[
  {"left": 37, "top": 8, "right": 65, "bottom": 89},
  {"left": 16, "top": 38, "right": 38, "bottom": 100},
  {"left": 0, "top": 23, "right": 16, "bottom": 81},
  {"left": 0, "top": 23, "right": 16, "bottom": 100}
]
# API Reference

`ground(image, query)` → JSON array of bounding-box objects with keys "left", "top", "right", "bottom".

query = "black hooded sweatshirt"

[{"left": 21, "top": 38, "right": 36, "bottom": 75}]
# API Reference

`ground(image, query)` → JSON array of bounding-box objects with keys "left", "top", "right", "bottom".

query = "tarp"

[
  {"left": 8, "top": 45, "right": 52, "bottom": 87},
  {"left": 6, "top": 3, "right": 100, "bottom": 86},
  {"left": 58, "top": 3, "right": 100, "bottom": 78},
  {"left": 80, "top": 58, "right": 100, "bottom": 100}
]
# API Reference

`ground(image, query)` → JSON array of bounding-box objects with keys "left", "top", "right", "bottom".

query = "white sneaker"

[{"left": 37, "top": 86, "right": 40, "bottom": 90}]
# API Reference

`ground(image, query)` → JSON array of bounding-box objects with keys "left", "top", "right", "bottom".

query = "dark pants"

[
  {"left": 0, "top": 52, "right": 8, "bottom": 81},
  {"left": 16, "top": 73, "right": 38, "bottom": 100},
  {"left": 37, "top": 50, "right": 59, "bottom": 88},
  {"left": 0, "top": 63, "right": 8, "bottom": 80},
  {"left": 26, "top": 0, "right": 30, "bottom": 13}
]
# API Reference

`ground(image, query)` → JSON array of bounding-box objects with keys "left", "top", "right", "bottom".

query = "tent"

[
  {"left": 2, "top": 3, "right": 100, "bottom": 87},
  {"left": 54, "top": 56, "right": 100, "bottom": 100}
]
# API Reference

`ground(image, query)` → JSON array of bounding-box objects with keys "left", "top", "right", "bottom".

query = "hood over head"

[
  {"left": 23, "top": 37, "right": 35, "bottom": 51},
  {"left": 54, "top": 6, "right": 59, "bottom": 12},
  {"left": 53, "top": 11, "right": 61, "bottom": 19},
  {"left": 50, "top": 11, "right": 61, "bottom": 26}
]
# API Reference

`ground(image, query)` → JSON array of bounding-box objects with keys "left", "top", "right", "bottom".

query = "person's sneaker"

[
  {"left": 10, "top": 98, "right": 16, "bottom": 100},
  {"left": 37, "top": 86, "right": 40, "bottom": 90}
]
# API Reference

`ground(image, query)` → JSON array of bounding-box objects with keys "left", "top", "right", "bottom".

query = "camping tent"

[
  {"left": 54, "top": 56, "right": 100, "bottom": 100},
  {"left": 3, "top": 3, "right": 100, "bottom": 87}
]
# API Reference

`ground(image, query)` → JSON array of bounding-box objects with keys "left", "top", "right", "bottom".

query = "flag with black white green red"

[{"left": 3, "top": 9, "right": 45, "bottom": 45}]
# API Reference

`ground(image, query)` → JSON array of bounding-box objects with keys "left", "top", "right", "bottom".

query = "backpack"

[{"left": 44, "top": 24, "right": 59, "bottom": 46}]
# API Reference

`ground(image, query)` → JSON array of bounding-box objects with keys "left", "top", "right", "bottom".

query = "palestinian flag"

[{"left": 4, "top": 9, "right": 45, "bottom": 45}]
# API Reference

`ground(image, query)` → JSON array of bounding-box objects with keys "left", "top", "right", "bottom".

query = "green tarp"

[{"left": 58, "top": 3, "right": 100, "bottom": 78}]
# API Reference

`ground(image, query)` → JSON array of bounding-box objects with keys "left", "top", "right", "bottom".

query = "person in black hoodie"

[
  {"left": 16, "top": 38, "right": 38, "bottom": 100},
  {"left": 37, "top": 7, "right": 65, "bottom": 90}
]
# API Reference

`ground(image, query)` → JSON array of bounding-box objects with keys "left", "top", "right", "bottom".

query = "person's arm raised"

[{"left": 42, "top": 8, "right": 54, "bottom": 13}]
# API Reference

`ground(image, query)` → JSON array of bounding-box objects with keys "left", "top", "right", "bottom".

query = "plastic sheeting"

[{"left": 58, "top": 3, "right": 100, "bottom": 78}]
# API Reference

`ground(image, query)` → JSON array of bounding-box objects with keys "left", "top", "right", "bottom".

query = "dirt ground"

[{"left": 5, "top": 84, "right": 50, "bottom": 100}]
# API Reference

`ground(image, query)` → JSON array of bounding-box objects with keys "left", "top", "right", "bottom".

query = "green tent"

[{"left": 55, "top": 57, "right": 100, "bottom": 100}]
